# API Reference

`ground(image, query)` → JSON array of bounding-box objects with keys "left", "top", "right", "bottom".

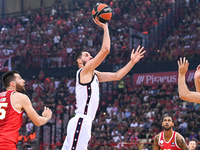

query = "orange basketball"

[{"left": 92, "top": 3, "right": 112, "bottom": 23}]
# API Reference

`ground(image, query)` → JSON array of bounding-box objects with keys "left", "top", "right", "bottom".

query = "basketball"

[{"left": 92, "top": 3, "right": 112, "bottom": 23}]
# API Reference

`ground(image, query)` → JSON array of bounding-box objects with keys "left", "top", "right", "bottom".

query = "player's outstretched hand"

[
  {"left": 93, "top": 18, "right": 108, "bottom": 29},
  {"left": 42, "top": 106, "right": 52, "bottom": 120},
  {"left": 177, "top": 57, "right": 189, "bottom": 75},
  {"left": 130, "top": 45, "right": 146, "bottom": 64},
  {"left": 194, "top": 65, "right": 200, "bottom": 80}
]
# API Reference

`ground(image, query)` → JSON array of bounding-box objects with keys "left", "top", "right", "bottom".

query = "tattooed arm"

[
  {"left": 153, "top": 134, "right": 160, "bottom": 150},
  {"left": 176, "top": 133, "right": 189, "bottom": 150}
]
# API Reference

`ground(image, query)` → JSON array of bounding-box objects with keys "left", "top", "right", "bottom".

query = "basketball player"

[
  {"left": 188, "top": 140, "right": 197, "bottom": 150},
  {"left": 0, "top": 70, "right": 52, "bottom": 150},
  {"left": 178, "top": 57, "right": 200, "bottom": 103},
  {"left": 61, "top": 18, "right": 145, "bottom": 150},
  {"left": 153, "top": 115, "right": 189, "bottom": 150}
]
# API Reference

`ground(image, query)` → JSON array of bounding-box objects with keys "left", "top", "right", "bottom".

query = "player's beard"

[
  {"left": 16, "top": 83, "right": 26, "bottom": 93},
  {"left": 162, "top": 125, "right": 172, "bottom": 131}
]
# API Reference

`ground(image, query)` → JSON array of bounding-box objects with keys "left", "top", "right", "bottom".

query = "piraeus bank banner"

[{"left": 133, "top": 71, "right": 195, "bottom": 85}]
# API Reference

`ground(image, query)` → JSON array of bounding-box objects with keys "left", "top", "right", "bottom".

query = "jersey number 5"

[{"left": 0, "top": 103, "right": 8, "bottom": 120}]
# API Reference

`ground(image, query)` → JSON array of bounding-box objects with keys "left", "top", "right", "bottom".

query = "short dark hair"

[
  {"left": 189, "top": 140, "right": 197, "bottom": 143},
  {"left": 2, "top": 70, "right": 19, "bottom": 87},
  {"left": 189, "top": 140, "right": 197, "bottom": 147},
  {"left": 162, "top": 114, "right": 174, "bottom": 123},
  {"left": 74, "top": 50, "right": 88, "bottom": 65}
]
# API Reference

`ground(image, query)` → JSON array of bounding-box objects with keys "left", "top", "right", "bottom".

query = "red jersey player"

[
  {"left": 0, "top": 70, "right": 52, "bottom": 150},
  {"left": 153, "top": 115, "right": 189, "bottom": 150}
]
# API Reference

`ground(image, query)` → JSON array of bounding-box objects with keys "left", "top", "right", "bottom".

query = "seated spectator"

[
  {"left": 26, "top": 119, "right": 34, "bottom": 134},
  {"left": 130, "top": 120, "right": 138, "bottom": 128},
  {"left": 125, "top": 108, "right": 131, "bottom": 119},
  {"left": 178, "top": 118, "right": 188, "bottom": 135},
  {"left": 189, "top": 131, "right": 197, "bottom": 141},
  {"left": 143, "top": 119, "right": 152, "bottom": 131}
]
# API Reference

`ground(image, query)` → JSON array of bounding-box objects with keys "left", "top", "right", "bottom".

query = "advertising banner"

[{"left": 133, "top": 71, "right": 195, "bottom": 85}]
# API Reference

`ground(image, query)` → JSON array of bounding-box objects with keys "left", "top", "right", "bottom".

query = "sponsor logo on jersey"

[
  {"left": 171, "top": 140, "right": 175, "bottom": 147},
  {"left": 171, "top": 140, "right": 175, "bottom": 144}
]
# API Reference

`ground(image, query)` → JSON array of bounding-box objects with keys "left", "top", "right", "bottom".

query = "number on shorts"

[{"left": 0, "top": 103, "right": 8, "bottom": 120}]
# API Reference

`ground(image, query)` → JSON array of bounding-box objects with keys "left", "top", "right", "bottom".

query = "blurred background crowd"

[{"left": 0, "top": 0, "right": 200, "bottom": 69}]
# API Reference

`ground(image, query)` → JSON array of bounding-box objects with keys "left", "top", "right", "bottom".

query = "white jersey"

[{"left": 75, "top": 68, "right": 100, "bottom": 120}]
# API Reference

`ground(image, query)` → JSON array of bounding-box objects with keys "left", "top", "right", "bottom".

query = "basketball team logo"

[{"left": 159, "top": 140, "right": 164, "bottom": 147}]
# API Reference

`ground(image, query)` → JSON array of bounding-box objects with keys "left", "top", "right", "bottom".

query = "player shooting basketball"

[{"left": 61, "top": 18, "right": 145, "bottom": 150}]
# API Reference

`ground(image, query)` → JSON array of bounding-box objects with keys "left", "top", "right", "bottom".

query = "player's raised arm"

[
  {"left": 95, "top": 45, "right": 146, "bottom": 82},
  {"left": 178, "top": 57, "right": 200, "bottom": 103},
  {"left": 82, "top": 18, "right": 110, "bottom": 73},
  {"left": 153, "top": 134, "right": 160, "bottom": 150}
]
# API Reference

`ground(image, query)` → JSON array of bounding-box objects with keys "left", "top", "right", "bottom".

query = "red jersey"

[
  {"left": 0, "top": 90, "right": 23, "bottom": 148},
  {"left": 158, "top": 131, "right": 182, "bottom": 150}
]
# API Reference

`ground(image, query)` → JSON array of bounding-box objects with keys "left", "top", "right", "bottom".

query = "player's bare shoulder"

[
  {"left": 11, "top": 92, "right": 30, "bottom": 112},
  {"left": 153, "top": 133, "right": 160, "bottom": 144},
  {"left": 176, "top": 132, "right": 189, "bottom": 150},
  {"left": 12, "top": 92, "right": 28, "bottom": 99},
  {"left": 153, "top": 133, "right": 161, "bottom": 150},
  {"left": 12, "top": 92, "right": 31, "bottom": 106},
  {"left": 154, "top": 133, "right": 160, "bottom": 141}
]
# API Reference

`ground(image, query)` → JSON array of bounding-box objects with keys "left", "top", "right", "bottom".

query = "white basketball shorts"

[{"left": 62, "top": 114, "right": 92, "bottom": 150}]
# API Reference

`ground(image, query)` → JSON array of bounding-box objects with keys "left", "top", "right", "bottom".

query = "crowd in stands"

[
  {"left": 0, "top": 0, "right": 194, "bottom": 69},
  {"left": 148, "top": 0, "right": 200, "bottom": 62}
]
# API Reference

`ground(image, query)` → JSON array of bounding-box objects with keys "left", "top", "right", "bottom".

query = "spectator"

[
  {"left": 143, "top": 119, "right": 152, "bottom": 131},
  {"left": 26, "top": 119, "right": 34, "bottom": 134},
  {"left": 189, "top": 131, "right": 197, "bottom": 140},
  {"left": 130, "top": 120, "right": 138, "bottom": 128},
  {"left": 53, "top": 33, "right": 60, "bottom": 47},
  {"left": 178, "top": 118, "right": 188, "bottom": 135},
  {"left": 50, "top": 6, "right": 57, "bottom": 17}
]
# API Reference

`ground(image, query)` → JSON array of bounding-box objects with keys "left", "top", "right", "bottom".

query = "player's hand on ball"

[
  {"left": 130, "top": 45, "right": 146, "bottom": 64},
  {"left": 42, "top": 106, "right": 52, "bottom": 120},
  {"left": 93, "top": 18, "right": 108, "bottom": 29},
  {"left": 178, "top": 57, "right": 189, "bottom": 75}
]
